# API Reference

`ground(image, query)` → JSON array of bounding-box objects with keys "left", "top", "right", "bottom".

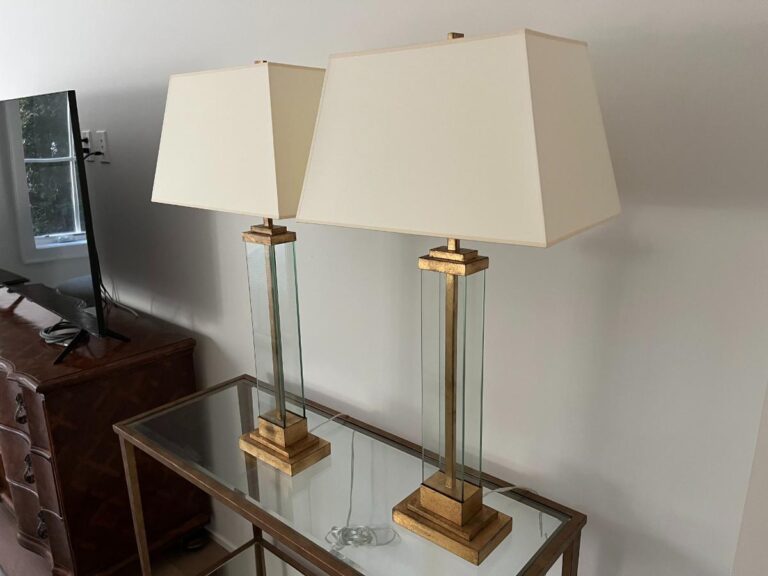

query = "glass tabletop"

[{"left": 125, "top": 378, "right": 569, "bottom": 576}]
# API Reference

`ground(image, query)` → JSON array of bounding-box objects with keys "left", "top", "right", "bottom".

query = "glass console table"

[{"left": 114, "top": 376, "right": 585, "bottom": 575}]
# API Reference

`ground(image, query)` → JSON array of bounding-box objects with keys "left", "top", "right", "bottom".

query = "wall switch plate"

[
  {"left": 80, "top": 130, "right": 95, "bottom": 162},
  {"left": 95, "top": 130, "right": 110, "bottom": 163}
]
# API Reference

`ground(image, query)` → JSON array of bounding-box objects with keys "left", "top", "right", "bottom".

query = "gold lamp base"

[
  {"left": 239, "top": 410, "right": 330, "bottom": 476},
  {"left": 393, "top": 472, "right": 512, "bottom": 565}
]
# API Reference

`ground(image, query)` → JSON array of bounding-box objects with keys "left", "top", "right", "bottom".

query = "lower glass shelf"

[{"left": 200, "top": 541, "right": 258, "bottom": 576}]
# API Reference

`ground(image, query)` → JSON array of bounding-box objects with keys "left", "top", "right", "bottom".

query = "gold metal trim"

[
  {"left": 242, "top": 229, "right": 297, "bottom": 246},
  {"left": 239, "top": 431, "right": 331, "bottom": 476},
  {"left": 408, "top": 495, "right": 499, "bottom": 543},
  {"left": 393, "top": 489, "right": 512, "bottom": 565},
  {"left": 240, "top": 413, "right": 331, "bottom": 476},
  {"left": 242, "top": 218, "right": 297, "bottom": 246},
  {"left": 418, "top": 257, "right": 489, "bottom": 276},
  {"left": 394, "top": 233, "right": 510, "bottom": 564},
  {"left": 421, "top": 472, "right": 482, "bottom": 525},
  {"left": 428, "top": 247, "right": 479, "bottom": 262},
  {"left": 445, "top": 273, "right": 458, "bottom": 487},
  {"left": 239, "top": 218, "right": 330, "bottom": 475},
  {"left": 419, "top": 239, "right": 489, "bottom": 277},
  {"left": 258, "top": 411, "right": 308, "bottom": 447}
]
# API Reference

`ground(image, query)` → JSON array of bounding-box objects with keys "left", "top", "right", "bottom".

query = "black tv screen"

[{"left": 0, "top": 90, "right": 106, "bottom": 335}]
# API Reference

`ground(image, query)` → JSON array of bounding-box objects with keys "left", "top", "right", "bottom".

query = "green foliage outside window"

[{"left": 19, "top": 93, "right": 77, "bottom": 237}]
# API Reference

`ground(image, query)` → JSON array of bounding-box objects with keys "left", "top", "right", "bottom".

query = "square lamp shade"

[
  {"left": 151, "top": 62, "right": 331, "bottom": 476},
  {"left": 152, "top": 62, "right": 324, "bottom": 218},
  {"left": 298, "top": 29, "right": 619, "bottom": 245},
  {"left": 298, "top": 29, "right": 619, "bottom": 564}
]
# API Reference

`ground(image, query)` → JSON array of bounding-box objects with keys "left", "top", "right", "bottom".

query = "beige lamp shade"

[
  {"left": 152, "top": 62, "right": 324, "bottom": 219},
  {"left": 298, "top": 30, "right": 620, "bottom": 246}
]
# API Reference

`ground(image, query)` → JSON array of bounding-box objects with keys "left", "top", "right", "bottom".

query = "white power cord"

[
  {"left": 310, "top": 414, "right": 547, "bottom": 545},
  {"left": 309, "top": 413, "right": 400, "bottom": 552},
  {"left": 325, "top": 428, "right": 399, "bottom": 551},
  {"left": 488, "top": 486, "right": 549, "bottom": 539},
  {"left": 100, "top": 284, "right": 139, "bottom": 318},
  {"left": 308, "top": 412, "right": 348, "bottom": 433},
  {"left": 39, "top": 321, "right": 81, "bottom": 346}
]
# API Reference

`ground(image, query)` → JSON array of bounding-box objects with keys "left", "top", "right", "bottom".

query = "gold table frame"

[{"left": 114, "top": 375, "right": 586, "bottom": 576}]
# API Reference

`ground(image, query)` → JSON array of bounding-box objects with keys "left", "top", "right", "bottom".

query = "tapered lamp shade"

[
  {"left": 152, "top": 62, "right": 324, "bottom": 218},
  {"left": 298, "top": 30, "right": 619, "bottom": 245}
]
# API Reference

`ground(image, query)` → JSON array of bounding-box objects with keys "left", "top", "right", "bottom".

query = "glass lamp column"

[
  {"left": 238, "top": 218, "right": 330, "bottom": 476},
  {"left": 393, "top": 239, "right": 512, "bottom": 565}
]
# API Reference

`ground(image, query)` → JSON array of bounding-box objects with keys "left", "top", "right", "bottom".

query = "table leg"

[
  {"left": 120, "top": 437, "right": 152, "bottom": 576},
  {"left": 250, "top": 486, "right": 267, "bottom": 575},
  {"left": 562, "top": 534, "right": 581, "bottom": 576},
  {"left": 238, "top": 381, "right": 267, "bottom": 575}
]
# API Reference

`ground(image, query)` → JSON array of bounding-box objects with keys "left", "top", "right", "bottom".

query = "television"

[{"left": 0, "top": 90, "right": 110, "bottom": 339}]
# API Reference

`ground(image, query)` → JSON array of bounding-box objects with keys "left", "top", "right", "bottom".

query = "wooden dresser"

[{"left": 0, "top": 289, "right": 210, "bottom": 575}]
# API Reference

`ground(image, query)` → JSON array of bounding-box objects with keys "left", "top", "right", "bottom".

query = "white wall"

[{"left": 2, "top": 1, "right": 767, "bottom": 575}]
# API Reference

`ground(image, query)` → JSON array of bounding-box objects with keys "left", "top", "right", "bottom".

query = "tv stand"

[
  {"left": 8, "top": 283, "right": 101, "bottom": 334},
  {"left": 4, "top": 283, "right": 130, "bottom": 365},
  {"left": 0, "top": 268, "right": 29, "bottom": 288},
  {"left": 54, "top": 327, "right": 131, "bottom": 365}
]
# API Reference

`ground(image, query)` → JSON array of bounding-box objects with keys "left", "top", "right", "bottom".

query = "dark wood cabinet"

[{"left": 0, "top": 289, "right": 210, "bottom": 575}]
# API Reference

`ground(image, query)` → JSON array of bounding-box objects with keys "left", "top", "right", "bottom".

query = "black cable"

[{"left": 76, "top": 149, "right": 139, "bottom": 320}]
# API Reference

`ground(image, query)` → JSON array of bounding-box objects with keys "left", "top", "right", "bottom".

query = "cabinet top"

[{"left": 0, "top": 289, "right": 195, "bottom": 392}]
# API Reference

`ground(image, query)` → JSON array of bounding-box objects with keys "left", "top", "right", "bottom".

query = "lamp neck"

[
  {"left": 447, "top": 238, "right": 460, "bottom": 252},
  {"left": 263, "top": 217, "right": 274, "bottom": 229}
]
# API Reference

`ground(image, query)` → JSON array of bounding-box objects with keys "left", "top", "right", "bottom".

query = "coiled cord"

[
  {"left": 39, "top": 321, "right": 80, "bottom": 346},
  {"left": 311, "top": 415, "right": 399, "bottom": 552}
]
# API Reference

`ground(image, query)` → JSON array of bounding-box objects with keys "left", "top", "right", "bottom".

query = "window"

[
  {"left": 4, "top": 92, "right": 87, "bottom": 263},
  {"left": 20, "top": 93, "right": 86, "bottom": 249}
]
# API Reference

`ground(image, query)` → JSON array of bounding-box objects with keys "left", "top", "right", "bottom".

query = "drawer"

[
  {"left": 8, "top": 481, "right": 50, "bottom": 557},
  {"left": 0, "top": 379, "right": 50, "bottom": 452},
  {"left": 0, "top": 427, "right": 60, "bottom": 514},
  {"left": 9, "top": 482, "right": 73, "bottom": 572},
  {"left": 40, "top": 507, "right": 74, "bottom": 573},
  {"left": 0, "top": 375, "right": 30, "bottom": 434},
  {"left": 32, "top": 452, "right": 61, "bottom": 516}
]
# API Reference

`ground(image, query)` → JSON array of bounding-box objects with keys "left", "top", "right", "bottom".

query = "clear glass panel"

[
  {"left": 19, "top": 93, "right": 71, "bottom": 158},
  {"left": 25, "top": 161, "right": 75, "bottom": 237},
  {"left": 422, "top": 269, "right": 486, "bottom": 502},
  {"left": 461, "top": 270, "right": 486, "bottom": 484},
  {"left": 130, "top": 379, "right": 568, "bottom": 576},
  {"left": 245, "top": 240, "right": 306, "bottom": 428},
  {"left": 421, "top": 270, "right": 441, "bottom": 485}
]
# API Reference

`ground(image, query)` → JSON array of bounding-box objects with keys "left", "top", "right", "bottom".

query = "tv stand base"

[{"left": 54, "top": 328, "right": 130, "bottom": 365}]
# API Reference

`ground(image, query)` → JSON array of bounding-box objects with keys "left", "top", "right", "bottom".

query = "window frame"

[{"left": 4, "top": 98, "right": 87, "bottom": 264}]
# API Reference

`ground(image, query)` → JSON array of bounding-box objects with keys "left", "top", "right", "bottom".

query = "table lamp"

[
  {"left": 298, "top": 30, "right": 620, "bottom": 563},
  {"left": 152, "top": 62, "right": 331, "bottom": 475}
]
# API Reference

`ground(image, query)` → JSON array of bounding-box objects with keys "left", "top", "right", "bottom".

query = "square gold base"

[
  {"left": 393, "top": 479, "right": 512, "bottom": 565},
  {"left": 239, "top": 413, "right": 330, "bottom": 476},
  {"left": 258, "top": 410, "right": 310, "bottom": 447}
]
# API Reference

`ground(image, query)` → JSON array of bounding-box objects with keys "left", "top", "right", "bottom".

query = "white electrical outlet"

[
  {"left": 80, "top": 130, "right": 94, "bottom": 162},
  {"left": 95, "top": 130, "right": 110, "bottom": 163}
]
